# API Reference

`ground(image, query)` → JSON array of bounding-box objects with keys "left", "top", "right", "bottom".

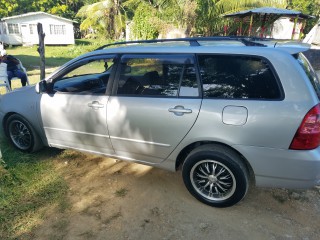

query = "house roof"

[
  {"left": 224, "top": 7, "right": 313, "bottom": 19},
  {"left": 1, "top": 11, "right": 76, "bottom": 23}
]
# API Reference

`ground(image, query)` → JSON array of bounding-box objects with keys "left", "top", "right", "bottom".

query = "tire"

[
  {"left": 182, "top": 144, "right": 249, "bottom": 208},
  {"left": 6, "top": 114, "right": 43, "bottom": 153}
]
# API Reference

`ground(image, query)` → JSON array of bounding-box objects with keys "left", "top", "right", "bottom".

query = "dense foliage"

[
  {"left": 0, "top": 0, "right": 95, "bottom": 19},
  {"left": 0, "top": 0, "right": 319, "bottom": 39},
  {"left": 130, "top": 2, "right": 160, "bottom": 40}
]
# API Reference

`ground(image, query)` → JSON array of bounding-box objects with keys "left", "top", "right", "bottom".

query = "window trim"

[
  {"left": 112, "top": 53, "right": 201, "bottom": 98},
  {"left": 8, "top": 23, "right": 20, "bottom": 34},
  {"left": 47, "top": 54, "right": 118, "bottom": 95},
  {"left": 49, "top": 24, "right": 66, "bottom": 35},
  {"left": 196, "top": 53, "right": 285, "bottom": 101},
  {"left": 29, "top": 24, "right": 37, "bottom": 34},
  {"left": 2, "top": 24, "right": 7, "bottom": 34}
]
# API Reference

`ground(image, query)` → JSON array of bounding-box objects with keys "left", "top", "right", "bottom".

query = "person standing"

[{"left": 0, "top": 49, "right": 27, "bottom": 88}]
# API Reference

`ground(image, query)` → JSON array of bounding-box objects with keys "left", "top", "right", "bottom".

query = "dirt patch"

[{"left": 31, "top": 152, "right": 320, "bottom": 240}]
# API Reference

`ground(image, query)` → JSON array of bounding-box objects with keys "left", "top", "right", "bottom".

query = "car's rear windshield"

[{"left": 296, "top": 53, "right": 320, "bottom": 99}]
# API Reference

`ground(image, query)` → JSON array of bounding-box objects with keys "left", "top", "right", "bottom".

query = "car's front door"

[
  {"left": 107, "top": 54, "right": 202, "bottom": 164},
  {"left": 39, "top": 55, "right": 116, "bottom": 154}
]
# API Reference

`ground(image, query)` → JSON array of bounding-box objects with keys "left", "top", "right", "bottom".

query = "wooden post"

[
  {"left": 260, "top": 14, "right": 267, "bottom": 38},
  {"left": 299, "top": 19, "right": 307, "bottom": 39},
  {"left": 239, "top": 19, "right": 243, "bottom": 36},
  {"left": 37, "top": 23, "right": 45, "bottom": 80},
  {"left": 291, "top": 15, "right": 299, "bottom": 40},
  {"left": 224, "top": 25, "right": 228, "bottom": 36},
  {"left": 248, "top": 14, "right": 254, "bottom": 36}
]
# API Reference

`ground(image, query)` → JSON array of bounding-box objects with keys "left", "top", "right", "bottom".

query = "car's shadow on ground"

[{"left": 24, "top": 149, "right": 320, "bottom": 240}]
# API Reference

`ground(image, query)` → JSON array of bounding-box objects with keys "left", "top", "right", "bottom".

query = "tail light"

[{"left": 290, "top": 104, "right": 320, "bottom": 150}]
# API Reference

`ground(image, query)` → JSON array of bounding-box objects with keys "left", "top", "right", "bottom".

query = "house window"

[
  {"left": 8, "top": 23, "right": 19, "bottom": 34},
  {"left": 29, "top": 24, "right": 37, "bottom": 34},
  {"left": 49, "top": 25, "right": 66, "bottom": 35},
  {"left": 2, "top": 25, "right": 7, "bottom": 34}
]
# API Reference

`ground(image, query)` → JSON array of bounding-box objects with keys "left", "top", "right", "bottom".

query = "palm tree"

[{"left": 76, "top": 0, "right": 124, "bottom": 39}]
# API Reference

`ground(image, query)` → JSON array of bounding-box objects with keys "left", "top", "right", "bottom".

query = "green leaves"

[
  {"left": 0, "top": 0, "right": 88, "bottom": 19},
  {"left": 131, "top": 3, "right": 160, "bottom": 39},
  {"left": 76, "top": 0, "right": 124, "bottom": 38},
  {"left": 1, "top": 0, "right": 318, "bottom": 40}
]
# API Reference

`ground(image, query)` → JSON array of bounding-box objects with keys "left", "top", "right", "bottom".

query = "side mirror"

[{"left": 35, "top": 80, "right": 47, "bottom": 94}]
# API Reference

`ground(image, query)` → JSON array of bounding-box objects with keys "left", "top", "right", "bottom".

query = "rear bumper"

[{"left": 233, "top": 145, "right": 320, "bottom": 189}]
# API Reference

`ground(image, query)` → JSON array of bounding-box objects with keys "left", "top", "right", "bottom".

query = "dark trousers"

[{"left": 7, "top": 70, "right": 27, "bottom": 87}]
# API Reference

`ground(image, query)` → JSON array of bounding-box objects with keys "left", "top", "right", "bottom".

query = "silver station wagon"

[{"left": 1, "top": 37, "right": 320, "bottom": 207}]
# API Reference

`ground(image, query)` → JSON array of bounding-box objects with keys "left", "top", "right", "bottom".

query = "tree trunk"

[{"left": 37, "top": 23, "right": 46, "bottom": 80}]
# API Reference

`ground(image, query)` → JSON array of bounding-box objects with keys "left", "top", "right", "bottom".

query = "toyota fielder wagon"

[{"left": 1, "top": 37, "right": 320, "bottom": 207}]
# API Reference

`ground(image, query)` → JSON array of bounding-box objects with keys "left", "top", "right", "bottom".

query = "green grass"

[
  {"left": 7, "top": 38, "right": 113, "bottom": 71},
  {"left": 0, "top": 140, "right": 69, "bottom": 239}
]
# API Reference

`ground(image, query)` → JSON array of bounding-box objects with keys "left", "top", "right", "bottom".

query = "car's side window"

[
  {"left": 52, "top": 57, "right": 115, "bottom": 94},
  {"left": 116, "top": 54, "right": 199, "bottom": 97},
  {"left": 198, "top": 55, "right": 281, "bottom": 99}
]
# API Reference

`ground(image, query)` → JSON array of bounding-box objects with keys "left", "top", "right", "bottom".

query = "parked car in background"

[{"left": 1, "top": 37, "right": 320, "bottom": 207}]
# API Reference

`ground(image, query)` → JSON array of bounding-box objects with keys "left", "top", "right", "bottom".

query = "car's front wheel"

[
  {"left": 182, "top": 144, "right": 249, "bottom": 208},
  {"left": 6, "top": 114, "right": 42, "bottom": 153}
]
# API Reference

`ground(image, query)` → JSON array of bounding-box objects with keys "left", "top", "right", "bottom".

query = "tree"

[
  {"left": 76, "top": 0, "right": 124, "bottom": 39},
  {"left": 2, "top": 0, "right": 317, "bottom": 40},
  {"left": 287, "top": 0, "right": 320, "bottom": 32},
  {"left": 130, "top": 2, "right": 159, "bottom": 39},
  {"left": 125, "top": 0, "right": 197, "bottom": 38},
  {"left": 0, "top": 0, "right": 88, "bottom": 19}
]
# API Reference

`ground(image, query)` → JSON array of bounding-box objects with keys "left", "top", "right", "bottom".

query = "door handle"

[
  {"left": 168, "top": 106, "right": 192, "bottom": 116},
  {"left": 88, "top": 101, "right": 104, "bottom": 109}
]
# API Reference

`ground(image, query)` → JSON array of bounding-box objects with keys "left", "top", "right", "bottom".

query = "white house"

[{"left": 0, "top": 12, "right": 75, "bottom": 45}]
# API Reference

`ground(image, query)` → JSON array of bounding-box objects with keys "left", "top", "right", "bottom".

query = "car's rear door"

[{"left": 107, "top": 54, "right": 202, "bottom": 163}]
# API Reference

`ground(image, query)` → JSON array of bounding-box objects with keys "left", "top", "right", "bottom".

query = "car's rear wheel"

[
  {"left": 6, "top": 114, "right": 42, "bottom": 153},
  {"left": 182, "top": 144, "right": 249, "bottom": 208}
]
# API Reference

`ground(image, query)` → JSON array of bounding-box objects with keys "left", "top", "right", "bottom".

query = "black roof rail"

[
  {"left": 94, "top": 36, "right": 270, "bottom": 50},
  {"left": 239, "top": 38, "right": 268, "bottom": 47}
]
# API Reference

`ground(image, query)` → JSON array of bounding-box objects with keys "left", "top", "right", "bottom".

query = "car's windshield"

[{"left": 296, "top": 53, "right": 320, "bottom": 99}]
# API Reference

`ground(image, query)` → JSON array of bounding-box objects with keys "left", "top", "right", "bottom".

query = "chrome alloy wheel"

[
  {"left": 190, "top": 160, "right": 236, "bottom": 201},
  {"left": 9, "top": 120, "right": 32, "bottom": 150}
]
